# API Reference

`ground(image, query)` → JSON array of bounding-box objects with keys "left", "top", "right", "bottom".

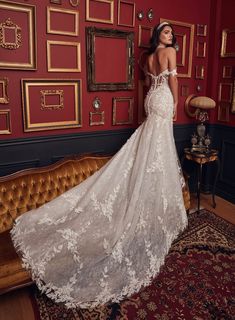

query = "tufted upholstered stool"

[{"left": 0, "top": 154, "right": 190, "bottom": 294}]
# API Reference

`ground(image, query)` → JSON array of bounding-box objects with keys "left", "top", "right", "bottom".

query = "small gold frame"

[
  {"left": 40, "top": 90, "right": 64, "bottom": 110},
  {"left": 181, "top": 84, "right": 189, "bottom": 97},
  {"left": 175, "top": 33, "right": 186, "bottom": 66},
  {"left": 138, "top": 25, "right": 153, "bottom": 48},
  {"left": 86, "top": 0, "right": 114, "bottom": 24},
  {"left": 47, "top": 40, "right": 81, "bottom": 72},
  {"left": 0, "top": 109, "right": 11, "bottom": 134},
  {"left": 118, "top": 0, "right": 135, "bottom": 28},
  {"left": 218, "top": 83, "right": 233, "bottom": 102},
  {"left": 195, "top": 65, "right": 205, "bottom": 79},
  {"left": 222, "top": 65, "right": 232, "bottom": 78},
  {"left": 196, "top": 41, "right": 206, "bottom": 57},
  {"left": 232, "top": 80, "right": 235, "bottom": 113},
  {"left": 0, "top": 77, "right": 9, "bottom": 104},
  {"left": 221, "top": 29, "right": 235, "bottom": 57},
  {"left": 0, "top": 18, "right": 22, "bottom": 50},
  {"left": 112, "top": 97, "right": 133, "bottom": 125},
  {"left": 89, "top": 111, "right": 105, "bottom": 126},
  {"left": 47, "top": 7, "right": 79, "bottom": 36},
  {"left": 196, "top": 24, "right": 207, "bottom": 36},
  {"left": 218, "top": 102, "right": 230, "bottom": 122}
]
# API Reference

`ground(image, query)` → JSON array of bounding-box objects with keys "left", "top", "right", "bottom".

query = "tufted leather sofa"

[{"left": 0, "top": 154, "right": 190, "bottom": 295}]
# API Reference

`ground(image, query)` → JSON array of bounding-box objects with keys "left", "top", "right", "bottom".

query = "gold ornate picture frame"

[
  {"left": 21, "top": 79, "right": 82, "bottom": 132},
  {"left": 221, "top": 29, "right": 235, "bottom": 57},
  {"left": 218, "top": 82, "right": 233, "bottom": 103},
  {"left": 47, "top": 40, "right": 81, "bottom": 72},
  {"left": 218, "top": 102, "right": 230, "bottom": 122},
  {"left": 0, "top": 109, "right": 11, "bottom": 134},
  {"left": 138, "top": 25, "right": 153, "bottom": 48},
  {"left": 160, "top": 18, "right": 194, "bottom": 78},
  {"left": 118, "top": 0, "right": 135, "bottom": 28},
  {"left": 196, "top": 24, "right": 207, "bottom": 36},
  {"left": 47, "top": 7, "right": 79, "bottom": 36},
  {"left": 222, "top": 66, "right": 232, "bottom": 78},
  {"left": 0, "top": 1, "right": 36, "bottom": 70},
  {"left": 86, "top": 0, "right": 114, "bottom": 24},
  {"left": 112, "top": 97, "right": 133, "bottom": 125},
  {"left": 196, "top": 41, "right": 206, "bottom": 57},
  {"left": 86, "top": 27, "right": 134, "bottom": 91},
  {"left": 0, "top": 77, "right": 9, "bottom": 104},
  {"left": 89, "top": 111, "right": 105, "bottom": 126}
]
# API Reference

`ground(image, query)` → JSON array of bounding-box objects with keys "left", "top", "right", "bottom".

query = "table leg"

[
  {"left": 197, "top": 162, "right": 202, "bottom": 213},
  {"left": 212, "top": 157, "right": 220, "bottom": 208}
]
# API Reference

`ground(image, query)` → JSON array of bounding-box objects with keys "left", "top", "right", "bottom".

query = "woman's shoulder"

[{"left": 165, "top": 47, "right": 176, "bottom": 55}]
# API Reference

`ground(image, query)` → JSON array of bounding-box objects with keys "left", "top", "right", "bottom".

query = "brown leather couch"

[{"left": 0, "top": 154, "right": 190, "bottom": 295}]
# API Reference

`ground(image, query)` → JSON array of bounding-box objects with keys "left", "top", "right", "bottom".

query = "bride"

[{"left": 11, "top": 22, "right": 188, "bottom": 309}]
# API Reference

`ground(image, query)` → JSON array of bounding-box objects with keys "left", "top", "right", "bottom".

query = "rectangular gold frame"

[
  {"left": 218, "top": 102, "right": 230, "bottom": 122},
  {"left": 86, "top": 0, "right": 114, "bottom": 24},
  {"left": 47, "top": 40, "right": 81, "bottom": 72},
  {"left": 138, "top": 25, "right": 153, "bottom": 48},
  {"left": 218, "top": 83, "right": 233, "bottom": 102},
  {"left": 21, "top": 79, "right": 82, "bottom": 132},
  {"left": 118, "top": 0, "right": 135, "bottom": 27},
  {"left": 181, "top": 84, "right": 189, "bottom": 97},
  {"left": 175, "top": 33, "right": 186, "bottom": 66},
  {"left": 47, "top": 7, "right": 79, "bottom": 36},
  {"left": 89, "top": 111, "right": 105, "bottom": 126},
  {"left": 0, "top": 77, "right": 9, "bottom": 104},
  {"left": 0, "top": 109, "right": 11, "bottom": 134},
  {"left": 160, "top": 18, "right": 194, "bottom": 78},
  {"left": 196, "top": 24, "right": 207, "bottom": 36},
  {"left": 195, "top": 65, "right": 205, "bottom": 79},
  {"left": 232, "top": 80, "right": 235, "bottom": 113},
  {"left": 40, "top": 89, "right": 64, "bottom": 110},
  {"left": 221, "top": 29, "right": 235, "bottom": 57},
  {"left": 0, "top": 1, "right": 36, "bottom": 70},
  {"left": 112, "top": 97, "right": 133, "bottom": 125},
  {"left": 222, "top": 66, "right": 232, "bottom": 78},
  {"left": 196, "top": 41, "right": 206, "bottom": 57}
]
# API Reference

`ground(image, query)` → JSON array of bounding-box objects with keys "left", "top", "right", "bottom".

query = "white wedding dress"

[{"left": 11, "top": 68, "right": 188, "bottom": 309}]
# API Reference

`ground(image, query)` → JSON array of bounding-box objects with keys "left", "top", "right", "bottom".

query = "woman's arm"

[{"left": 167, "top": 47, "right": 178, "bottom": 112}]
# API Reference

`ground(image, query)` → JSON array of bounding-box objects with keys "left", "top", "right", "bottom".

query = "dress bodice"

[{"left": 147, "top": 69, "right": 177, "bottom": 90}]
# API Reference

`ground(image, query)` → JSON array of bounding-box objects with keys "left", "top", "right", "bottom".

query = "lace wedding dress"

[{"left": 11, "top": 68, "right": 188, "bottom": 309}]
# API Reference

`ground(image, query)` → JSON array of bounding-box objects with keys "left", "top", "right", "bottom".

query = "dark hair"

[{"left": 148, "top": 23, "right": 177, "bottom": 55}]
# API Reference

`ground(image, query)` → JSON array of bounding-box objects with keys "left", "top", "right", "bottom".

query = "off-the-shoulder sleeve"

[{"left": 168, "top": 69, "right": 177, "bottom": 76}]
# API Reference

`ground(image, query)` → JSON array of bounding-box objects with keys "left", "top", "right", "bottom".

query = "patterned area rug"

[{"left": 32, "top": 209, "right": 235, "bottom": 320}]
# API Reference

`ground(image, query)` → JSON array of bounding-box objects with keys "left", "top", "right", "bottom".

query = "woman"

[{"left": 11, "top": 22, "right": 188, "bottom": 309}]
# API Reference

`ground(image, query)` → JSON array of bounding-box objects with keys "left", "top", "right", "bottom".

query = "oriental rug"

[{"left": 32, "top": 209, "right": 235, "bottom": 320}]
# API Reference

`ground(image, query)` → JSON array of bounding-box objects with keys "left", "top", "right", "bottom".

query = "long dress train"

[{"left": 11, "top": 68, "right": 188, "bottom": 309}]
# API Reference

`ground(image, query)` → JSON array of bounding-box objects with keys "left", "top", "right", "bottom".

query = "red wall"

[{"left": 0, "top": 0, "right": 233, "bottom": 141}]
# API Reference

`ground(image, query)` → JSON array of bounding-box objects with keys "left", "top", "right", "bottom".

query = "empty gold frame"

[
  {"left": 21, "top": 79, "right": 82, "bottom": 132},
  {"left": 40, "top": 90, "right": 64, "bottom": 110},
  {"left": 196, "top": 41, "right": 206, "bottom": 57},
  {"left": 0, "top": 109, "right": 11, "bottom": 134},
  {"left": 0, "top": 77, "right": 9, "bottom": 104},
  {"left": 0, "top": 1, "right": 36, "bottom": 70},
  {"left": 47, "top": 41, "right": 81, "bottom": 72},
  {"left": 112, "top": 97, "right": 133, "bottom": 125},
  {"left": 118, "top": 0, "right": 135, "bottom": 28},
  {"left": 89, "top": 111, "right": 105, "bottom": 126},
  {"left": 221, "top": 29, "right": 235, "bottom": 57},
  {"left": 86, "top": 0, "right": 114, "bottom": 24},
  {"left": 222, "top": 66, "right": 232, "bottom": 78},
  {"left": 0, "top": 18, "right": 22, "bottom": 49},
  {"left": 138, "top": 25, "right": 153, "bottom": 48},
  {"left": 47, "top": 7, "right": 79, "bottom": 36},
  {"left": 160, "top": 18, "right": 194, "bottom": 78},
  {"left": 181, "top": 84, "right": 189, "bottom": 97},
  {"left": 218, "top": 83, "right": 233, "bottom": 103},
  {"left": 196, "top": 24, "right": 207, "bottom": 36},
  {"left": 218, "top": 102, "right": 230, "bottom": 122}
]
